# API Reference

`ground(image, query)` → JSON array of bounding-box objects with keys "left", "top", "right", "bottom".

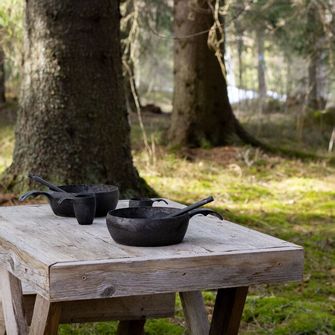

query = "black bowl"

[
  {"left": 107, "top": 207, "right": 188, "bottom": 247},
  {"left": 51, "top": 184, "right": 119, "bottom": 217},
  {"left": 106, "top": 207, "right": 222, "bottom": 247}
]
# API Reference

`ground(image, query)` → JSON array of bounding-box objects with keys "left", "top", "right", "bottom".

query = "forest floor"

[{"left": 0, "top": 103, "right": 334, "bottom": 334}]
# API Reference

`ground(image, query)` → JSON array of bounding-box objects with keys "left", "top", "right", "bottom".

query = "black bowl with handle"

[
  {"left": 20, "top": 184, "right": 119, "bottom": 217},
  {"left": 106, "top": 206, "right": 223, "bottom": 247}
]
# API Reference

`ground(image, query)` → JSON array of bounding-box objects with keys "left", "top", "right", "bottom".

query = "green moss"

[
  {"left": 1, "top": 111, "right": 335, "bottom": 334},
  {"left": 59, "top": 320, "right": 184, "bottom": 335},
  {"left": 242, "top": 296, "right": 335, "bottom": 334}
]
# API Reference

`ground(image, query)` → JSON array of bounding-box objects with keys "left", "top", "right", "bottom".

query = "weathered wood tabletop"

[{"left": 0, "top": 200, "right": 304, "bottom": 335}]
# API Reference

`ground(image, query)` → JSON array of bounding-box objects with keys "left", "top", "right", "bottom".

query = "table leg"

[
  {"left": 0, "top": 269, "right": 28, "bottom": 335},
  {"left": 116, "top": 320, "right": 145, "bottom": 335},
  {"left": 209, "top": 287, "right": 248, "bottom": 335},
  {"left": 0, "top": 300, "right": 7, "bottom": 335},
  {"left": 29, "top": 295, "right": 61, "bottom": 335},
  {"left": 180, "top": 291, "right": 209, "bottom": 335}
]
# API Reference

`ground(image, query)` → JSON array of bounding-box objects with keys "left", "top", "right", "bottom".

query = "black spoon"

[
  {"left": 166, "top": 196, "right": 214, "bottom": 218},
  {"left": 29, "top": 174, "right": 66, "bottom": 193}
]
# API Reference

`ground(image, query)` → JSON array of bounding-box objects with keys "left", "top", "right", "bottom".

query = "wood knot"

[{"left": 101, "top": 286, "right": 115, "bottom": 297}]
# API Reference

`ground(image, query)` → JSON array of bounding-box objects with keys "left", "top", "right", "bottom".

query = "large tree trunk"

[
  {"left": 0, "top": 45, "right": 5, "bottom": 104},
  {"left": 3, "top": 0, "right": 146, "bottom": 195},
  {"left": 170, "top": 0, "right": 236, "bottom": 147}
]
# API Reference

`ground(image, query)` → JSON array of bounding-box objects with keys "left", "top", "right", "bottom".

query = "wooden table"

[{"left": 0, "top": 200, "right": 303, "bottom": 335}]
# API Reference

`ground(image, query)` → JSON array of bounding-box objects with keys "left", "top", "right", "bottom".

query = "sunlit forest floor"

[{"left": 0, "top": 102, "right": 334, "bottom": 334}]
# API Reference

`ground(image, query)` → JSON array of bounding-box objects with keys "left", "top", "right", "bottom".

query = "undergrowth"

[{"left": 0, "top": 108, "right": 334, "bottom": 334}]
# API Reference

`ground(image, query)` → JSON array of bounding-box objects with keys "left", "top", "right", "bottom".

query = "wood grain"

[
  {"left": 29, "top": 295, "right": 61, "bottom": 335},
  {"left": 0, "top": 293, "right": 175, "bottom": 326},
  {"left": 180, "top": 291, "right": 209, "bottom": 335},
  {"left": 49, "top": 248, "right": 303, "bottom": 301},
  {"left": 0, "top": 201, "right": 304, "bottom": 301},
  {"left": 0, "top": 269, "right": 28, "bottom": 335},
  {"left": 210, "top": 287, "right": 249, "bottom": 335},
  {"left": 0, "top": 310, "right": 5, "bottom": 335}
]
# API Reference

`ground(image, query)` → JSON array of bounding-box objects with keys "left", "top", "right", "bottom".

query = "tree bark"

[
  {"left": 2, "top": 0, "right": 146, "bottom": 195},
  {"left": 0, "top": 45, "right": 5, "bottom": 104},
  {"left": 170, "top": 0, "right": 236, "bottom": 147}
]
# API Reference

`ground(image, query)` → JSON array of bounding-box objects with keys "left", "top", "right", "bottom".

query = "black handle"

[
  {"left": 166, "top": 196, "right": 214, "bottom": 218},
  {"left": 188, "top": 208, "right": 223, "bottom": 220},
  {"left": 57, "top": 193, "right": 94, "bottom": 205},
  {"left": 29, "top": 174, "right": 66, "bottom": 193},
  {"left": 19, "top": 190, "right": 53, "bottom": 202}
]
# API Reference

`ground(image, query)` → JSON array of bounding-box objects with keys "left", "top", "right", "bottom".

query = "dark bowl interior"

[
  {"left": 106, "top": 207, "right": 188, "bottom": 247},
  {"left": 109, "top": 207, "right": 180, "bottom": 219},
  {"left": 59, "top": 184, "right": 118, "bottom": 194},
  {"left": 50, "top": 184, "right": 119, "bottom": 217}
]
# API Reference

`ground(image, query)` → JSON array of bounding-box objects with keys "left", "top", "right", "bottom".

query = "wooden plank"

[
  {"left": 0, "top": 202, "right": 303, "bottom": 302},
  {"left": 0, "top": 202, "right": 301, "bottom": 267},
  {"left": 0, "top": 249, "right": 49, "bottom": 300},
  {"left": 29, "top": 295, "right": 61, "bottom": 335},
  {"left": 60, "top": 293, "right": 175, "bottom": 323},
  {"left": 210, "top": 287, "right": 248, "bottom": 335},
  {"left": 0, "top": 293, "right": 175, "bottom": 325},
  {"left": 180, "top": 291, "right": 209, "bottom": 335},
  {"left": 0, "top": 305, "right": 5, "bottom": 335},
  {"left": 0, "top": 269, "right": 28, "bottom": 335},
  {"left": 49, "top": 248, "right": 303, "bottom": 301},
  {"left": 116, "top": 320, "right": 145, "bottom": 335}
]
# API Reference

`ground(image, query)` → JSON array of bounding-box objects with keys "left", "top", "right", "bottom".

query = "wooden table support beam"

[
  {"left": 0, "top": 269, "right": 28, "bottom": 335},
  {"left": 180, "top": 291, "right": 209, "bottom": 335},
  {"left": 210, "top": 287, "right": 248, "bottom": 335},
  {"left": 29, "top": 295, "right": 61, "bottom": 335}
]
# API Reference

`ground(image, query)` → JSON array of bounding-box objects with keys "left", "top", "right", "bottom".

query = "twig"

[
  {"left": 146, "top": 0, "right": 252, "bottom": 41},
  {"left": 329, "top": 127, "right": 335, "bottom": 152},
  {"left": 122, "top": 0, "right": 154, "bottom": 163}
]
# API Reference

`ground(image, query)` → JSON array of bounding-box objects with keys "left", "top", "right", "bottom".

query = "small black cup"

[
  {"left": 129, "top": 197, "right": 168, "bottom": 207},
  {"left": 72, "top": 194, "right": 96, "bottom": 225}
]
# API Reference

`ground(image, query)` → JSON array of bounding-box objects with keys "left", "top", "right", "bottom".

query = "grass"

[
  {"left": 0, "top": 103, "right": 335, "bottom": 334},
  {"left": 133, "top": 145, "right": 335, "bottom": 334}
]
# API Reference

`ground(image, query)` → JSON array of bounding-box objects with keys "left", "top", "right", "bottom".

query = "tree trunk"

[
  {"left": 2, "top": 0, "right": 146, "bottom": 196},
  {"left": 0, "top": 45, "right": 5, "bottom": 104},
  {"left": 256, "top": 29, "right": 266, "bottom": 101},
  {"left": 306, "top": 2, "right": 323, "bottom": 110},
  {"left": 307, "top": 50, "right": 319, "bottom": 110},
  {"left": 170, "top": 0, "right": 236, "bottom": 147}
]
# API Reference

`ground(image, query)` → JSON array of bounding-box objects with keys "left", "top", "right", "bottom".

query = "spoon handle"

[
  {"left": 167, "top": 196, "right": 214, "bottom": 218},
  {"left": 29, "top": 174, "right": 66, "bottom": 193}
]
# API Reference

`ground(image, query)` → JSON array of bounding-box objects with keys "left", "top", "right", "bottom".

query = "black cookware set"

[{"left": 20, "top": 175, "right": 223, "bottom": 247}]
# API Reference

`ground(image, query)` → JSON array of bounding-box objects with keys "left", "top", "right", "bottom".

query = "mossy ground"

[{"left": 0, "top": 105, "right": 334, "bottom": 334}]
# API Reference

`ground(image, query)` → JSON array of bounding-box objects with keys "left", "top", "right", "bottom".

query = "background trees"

[
  {"left": 170, "top": 0, "right": 237, "bottom": 147},
  {"left": 0, "top": 45, "right": 5, "bottom": 104},
  {"left": 0, "top": 1, "right": 333, "bottom": 334}
]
